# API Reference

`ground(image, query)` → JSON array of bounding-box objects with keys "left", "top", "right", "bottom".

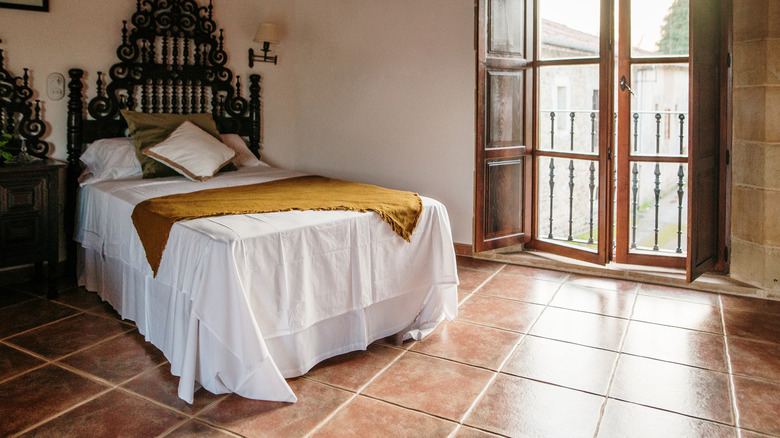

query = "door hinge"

[
  {"left": 726, "top": 149, "right": 730, "bottom": 165},
  {"left": 727, "top": 52, "right": 732, "bottom": 68},
  {"left": 724, "top": 245, "right": 729, "bottom": 263}
]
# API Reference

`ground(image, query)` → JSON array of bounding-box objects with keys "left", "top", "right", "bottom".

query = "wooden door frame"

[
  {"left": 613, "top": 0, "right": 688, "bottom": 269},
  {"left": 687, "top": 0, "right": 729, "bottom": 281},
  {"left": 525, "top": 0, "right": 614, "bottom": 266},
  {"left": 473, "top": 0, "right": 534, "bottom": 253}
]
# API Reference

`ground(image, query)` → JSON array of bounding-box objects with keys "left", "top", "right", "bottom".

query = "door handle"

[{"left": 620, "top": 75, "right": 636, "bottom": 96}]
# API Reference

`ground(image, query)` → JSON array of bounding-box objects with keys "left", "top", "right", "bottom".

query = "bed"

[{"left": 65, "top": 0, "right": 458, "bottom": 404}]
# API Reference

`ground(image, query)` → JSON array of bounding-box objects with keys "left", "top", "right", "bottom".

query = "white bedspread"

[{"left": 75, "top": 165, "right": 459, "bottom": 403}]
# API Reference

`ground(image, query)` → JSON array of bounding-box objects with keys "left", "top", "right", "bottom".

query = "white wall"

[
  {"left": 288, "top": 0, "right": 475, "bottom": 244},
  {"left": 0, "top": 0, "right": 475, "bottom": 245}
]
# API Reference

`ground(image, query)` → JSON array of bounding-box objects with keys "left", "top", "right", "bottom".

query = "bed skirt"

[{"left": 78, "top": 246, "right": 458, "bottom": 403}]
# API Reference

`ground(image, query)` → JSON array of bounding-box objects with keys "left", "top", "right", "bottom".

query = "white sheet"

[{"left": 75, "top": 165, "right": 459, "bottom": 403}]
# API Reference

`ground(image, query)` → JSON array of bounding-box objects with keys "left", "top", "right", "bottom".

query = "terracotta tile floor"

[{"left": 1, "top": 257, "right": 780, "bottom": 437}]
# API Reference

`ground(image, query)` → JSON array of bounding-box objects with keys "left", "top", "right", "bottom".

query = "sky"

[{"left": 540, "top": 0, "right": 676, "bottom": 52}]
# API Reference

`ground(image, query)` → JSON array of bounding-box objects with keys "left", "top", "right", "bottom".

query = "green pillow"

[{"left": 121, "top": 110, "right": 223, "bottom": 178}]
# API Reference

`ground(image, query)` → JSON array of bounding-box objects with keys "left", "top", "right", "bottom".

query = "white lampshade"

[{"left": 253, "top": 23, "right": 279, "bottom": 44}]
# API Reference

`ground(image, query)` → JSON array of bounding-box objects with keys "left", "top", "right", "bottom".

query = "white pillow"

[
  {"left": 79, "top": 137, "right": 142, "bottom": 185},
  {"left": 143, "top": 121, "right": 236, "bottom": 182},
  {"left": 220, "top": 133, "right": 265, "bottom": 167}
]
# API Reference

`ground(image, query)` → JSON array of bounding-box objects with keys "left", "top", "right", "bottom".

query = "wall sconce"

[{"left": 249, "top": 23, "right": 279, "bottom": 67}]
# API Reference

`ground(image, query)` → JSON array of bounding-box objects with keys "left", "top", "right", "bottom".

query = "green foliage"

[
  {"left": 657, "top": 0, "right": 689, "bottom": 55},
  {"left": 0, "top": 133, "right": 13, "bottom": 161}
]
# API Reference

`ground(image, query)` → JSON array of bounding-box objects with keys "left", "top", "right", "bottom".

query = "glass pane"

[
  {"left": 490, "top": 0, "right": 525, "bottom": 56},
  {"left": 488, "top": 71, "right": 524, "bottom": 147},
  {"left": 631, "top": 0, "right": 689, "bottom": 57},
  {"left": 629, "top": 63, "right": 689, "bottom": 157},
  {"left": 627, "top": 161, "right": 688, "bottom": 255},
  {"left": 537, "top": 156, "right": 599, "bottom": 252},
  {"left": 539, "top": 0, "right": 600, "bottom": 60},
  {"left": 485, "top": 158, "right": 524, "bottom": 239},
  {"left": 538, "top": 65, "right": 600, "bottom": 154}
]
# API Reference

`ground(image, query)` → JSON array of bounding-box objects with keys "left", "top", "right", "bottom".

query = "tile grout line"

[
  {"left": 0, "top": 310, "right": 85, "bottom": 343},
  {"left": 4, "top": 290, "right": 232, "bottom": 437},
  {"left": 8, "top": 359, "right": 197, "bottom": 437},
  {"left": 302, "top": 339, "right": 414, "bottom": 438},
  {"left": 1, "top": 324, "right": 134, "bottom": 386},
  {"left": 9, "top": 387, "right": 115, "bottom": 438},
  {"left": 0, "top": 294, "right": 133, "bottom": 345},
  {"left": 110, "top": 385, "right": 231, "bottom": 438},
  {"left": 719, "top": 294, "right": 742, "bottom": 438},
  {"left": 308, "top": 262, "right": 510, "bottom": 437},
  {"left": 113, "top": 386, "right": 191, "bottom": 436},
  {"left": 355, "top": 392, "right": 464, "bottom": 430},
  {"left": 0, "top": 361, "right": 51, "bottom": 387},
  {"left": 3, "top": 325, "right": 139, "bottom": 374},
  {"left": 590, "top": 289, "right": 748, "bottom": 432},
  {"left": 0, "top": 340, "right": 53, "bottom": 386},
  {"left": 451, "top": 268, "right": 569, "bottom": 437},
  {"left": 456, "top": 264, "right": 507, "bottom": 307},
  {"left": 591, "top": 283, "right": 641, "bottom": 438}
]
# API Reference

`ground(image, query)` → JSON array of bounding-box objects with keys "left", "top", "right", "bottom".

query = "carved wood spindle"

[
  {"left": 67, "top": 69, "right": 84, "bottom": 169},
  {"left": 210, "top": 86, "right": 219, "bottom": 117},
  {"left": 141, "top": 40, "right": 148, "bottom": 64},
  {"left": 249, "top": 74, "right": 261, "bottom": 157},
  {"left": 200, "top": 82, "right": 206, "bottom": 113},
  {"left": 95, "top": 72, "right": 104, "bottom": 98},
  {"left": 163, "top": 79, "right": 171, "bottom": 113},
  {"left": 141, "top": 78, "right": 149, "bottom": 112},
  {"left": 180, "top": 80, "right": 188, "bottom": 114},
  {"left": 182, "top": 33, "right": 189, "bottom": 65},
  {"left": 172, "top": 79, "right": 180, "bottom": 114},
  {"left": 4, "top": 106, "right": 13, "bottom": 136},
  {"left": 162, "top": 34, "right": 169, "bottom": 65},
  {"left": 152, "top": 79, "right": 160, "bottom": 113},
  {"left": 148, "top": 38, "right": 156, "bottom": 64},
  {"left": 126, "top": 89, "right": 136, "bottom": 111},
  {"left": 172, "top": 35, "right": 179, "bottom": 68},
  {"left": 191, "top": 80, "right": 199, "bottom": 112}
]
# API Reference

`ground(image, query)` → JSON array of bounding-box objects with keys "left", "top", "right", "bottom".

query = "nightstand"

[{"left": 0, "top": 159, "right": 65, "bottom": 299}]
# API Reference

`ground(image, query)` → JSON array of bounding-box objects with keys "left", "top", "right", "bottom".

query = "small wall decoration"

[{"left": 0, "top": 0, "right": 48, "bottom": 12}]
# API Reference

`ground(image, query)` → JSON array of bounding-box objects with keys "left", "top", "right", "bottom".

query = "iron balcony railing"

[{"left": 539, "top": 109, "right": 688, "bottom": 254}]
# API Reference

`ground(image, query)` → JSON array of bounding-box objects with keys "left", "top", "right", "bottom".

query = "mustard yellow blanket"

[{"left": 131, "top": 175, "right": 423, "bottom": 275}]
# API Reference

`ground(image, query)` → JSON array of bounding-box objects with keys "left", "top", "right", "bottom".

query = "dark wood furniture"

[
  {"left": 0, "top": 159, "right": 64, "bottom": 298},
  {"left": 1, "top": 39, "right": 58, "bottom": 297}
]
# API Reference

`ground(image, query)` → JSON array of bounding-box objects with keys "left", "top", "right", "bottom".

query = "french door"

[
  {"left": 475, "top": 0, "right": 728, "bottom": 281},
  {"left": 529, "top": 0, "right": 614, "bottom": 266}
]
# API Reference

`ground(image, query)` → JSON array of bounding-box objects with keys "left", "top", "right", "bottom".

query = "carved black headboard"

[
  {"left": 64, "top": 0, "right": 261, "bottom": 268},
  {"left": 0, "top": 39, "right": 48, "bottom": 158},
  {"left": 66, "top": 0, "right": 261, "bottom": 170}
]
